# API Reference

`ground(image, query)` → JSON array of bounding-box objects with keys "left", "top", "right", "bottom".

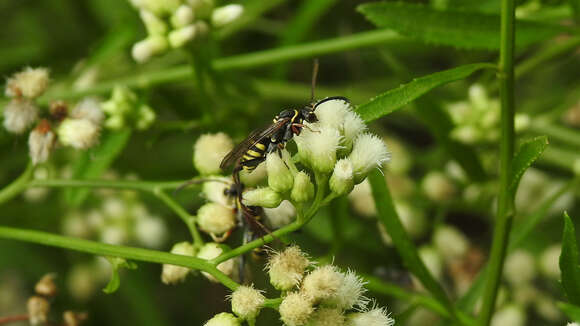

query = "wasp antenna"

[{"left": 310, "top": 58, "right": 319, "bottom": 103}]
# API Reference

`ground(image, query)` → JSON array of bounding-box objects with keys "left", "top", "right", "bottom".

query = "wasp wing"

[{"left": 219, "top": 118, "right": 291, "bottom": 170}]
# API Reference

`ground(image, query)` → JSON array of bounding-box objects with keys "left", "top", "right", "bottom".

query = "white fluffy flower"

[
  {"left": 504, "top": 250, "right": 536, "bottom": 286},
  {"left": 193, "top": 132, "right": 234, "bottom": 175},
  {"left": 346, "top": 306, "right": 394, "bottom": 326},
  {"left": 307, "top": 308, "right": 345, "bottom": 326},
  {"left": 267, "top": 246, "right": 310, "bottom": 291},
  {"left": 301, "top": 265, "right": 343, "bottom": 303},
  {"left": 70, "top": 97, "right": 105, "bottom": 125},
  {"left": 5, "top": 67, "right": 50, "bottom": 98},
  {"left": 230, "top": 285, "right": 265, "bottom": 320},
  {"left": 201, "top": 177, "right": 235, "bottom": 208},
  {"left": 161, "top": 242, "right": 195, "bottom": 285},
  {"left": 264, "top": 200, "right": 296, "bottom": 229},
  {"left": 135, "top": 216, "right": 167, "bottom": 248},
  {"left": 295, "top": 126, "right": 342, "bottom": 173},
  {"left": 197, "top": 202, "right": 236, "bottom": 237},
  {"left": 315, "top": 97, "right": 352, "bottom": 131},
  {"left": 197, "top": 243, "right": 237, "bottom": 282},
  {"left": 325, "top": 269, "right": 369, "bottom": 310},
  {"left": 28, "top": 122, "right": 56, "bottom": 165},
  {"left": 204, "top": 312, "right": 241, "bottom": 326},
  {"left": 131, "top": 35, "right": 169, "bottom": 63},
  {"left": 342, "top": 111, "right": 367, "bottom": 150},
  {"left": 433, "top": 225, "right": 469, "bottom": 262},
  {"left": 422, "top": 171, "right": 456, "bottom": 201},
  {"left": 3, "top": 99, "right": 39, "bottom": 134},
  {"left": 348, "top": 133, "right": 389, "bottom": 184},
  {"left": 329, "top": 158, "right": 355, "bottom": 196},
  {"left": 58, "top": 118, "right": 100, "bottom": 149},
  {"left": 211, "top": 4, "right": 244, "bottom": 27},
  {"left": 279, "top": 292, "right": 313, "bottom": 326}
]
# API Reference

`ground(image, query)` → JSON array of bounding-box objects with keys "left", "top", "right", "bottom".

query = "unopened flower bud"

[
  {"left": 290, "top": 171, "right": 314, "bottom": 203},
  {"left": 187, "top": 0, "right": 215, "bottom": 18},
  {"left": 230, "top": 285, "right": 265, "bottom": 320},
  {"left": 3, "top": 99, "right": 39, "bottom": 134},
  {"left": 346, "top": 307, "right": 394, "bottom": 326},
  {"left": 279, "top": 292, "right": 313, "bottom": 326},
  {"left": 307, "top": 308, "right": 345, "bottom": 326},
  {"left": 58, "top": 118, "right": 100, "bottom": 149},
  {"left": 267, "top": 151, "right": 294, "bottom": 193},
  {"left": 239, "top": 163, "right": 267, "bottom": 186},
  {"left": 264, "top": 200, "right": 296, "bottom": 229},
  {"left": 132, "top": 35, "right": 169, "bottom": 63},
  {"left": 504, "top": 250, "right": 536, "bottom": 286},
  {"left": 267, "top": 246, "right": 310, "bottom": 290},
  {"left": 161, "top": 242, "right": 195, "bottom": 285},
  {"left": 29, "top": 120, "right": 56, "bottom": 165},
  {"left": 329, "top": 159, "right": 354, "bottom": 196},
  {"left": 171, "top": 5, "right": 195, "bottom": 28},
  {"left": 35, "top": 273, "right": 58, "bottom": 297},
  {"left": 27, "top": 296, "right": 50, "bottom": 325},
  {"left": 139, "top": 9, "right": 168, "bottom": 35},
  {"left": 421, "top": 171, "right": 456, "bottom": 201},
  {"left": 139, "top": 0, "right": 181, "bottom": 16},
  {"left": 301, "top": 265, "right": 342, "bottom": 303},
  {"left": 197, "top": 243, "right": 237, "bottom": 282},
  {"left": 70, "top": 98, "right": 104, "bottom": 125},
  {"left": 433, "top": 225, "right": 469, "bottom": 262},
  {"left": 490, "top": 304, "right": 526, "bottom": 326},
  {"left": 295, "top": 127, "right": 341, "bottom": 173},
  {"left": 5, "top": 67, "right": 50, "bottom": 99},
  {"left": 168, "top": 25, "right": 197, "bottom": 48},
  {"left": 211, "top": 4, "right": 244, "bottom": 27},
  {"left": 197, "top": 202, "right": 236, "bottom": 237},
  {"left": 204, "top": 312, "right": 241, "bottom": 326},
  {"left": 136, "top": 104, "right": 156, "bottom": 130},
  {"left": 193, "top": 132, "right": 234, "bottom": 175},
  {"left": 242, "top": 187, "right": 282, "bottom": 208},
  {"left": 202, "top": 177, "right": 235, "bottom": 208},
  {"left": 348, "top": 133, "right": 390, "bottom": 184},
  {"left": 135, "top": 216, "right": 168, "bottom": 249}
]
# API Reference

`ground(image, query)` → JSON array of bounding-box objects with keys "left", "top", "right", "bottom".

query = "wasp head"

[{"left": 300, "top": 108, "right": 318, "bottom": 123}]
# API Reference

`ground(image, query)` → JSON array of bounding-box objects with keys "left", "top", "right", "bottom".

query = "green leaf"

[
  {"left": 357, "top": 2, "right": 566, "bottom": 50},
  {"left": 65, "top": 129, "right": 131, "bottom": 207},
  {"left": 367, "top": 170, "right": 454, "bottom": 315},
  {"left": 558, "top": 301, "right": 580, "bottom": 322},
  {"left": 560, "top": 213, "right": 580, "bottom": 305},
  {"left": 103, "top": 257, "right": 138, "bottom": 294},
  {"left": 356, "top": 63, "right": 494, "bottom": 122},
  {"left": 508, "top": 136, "right": 549, "bottom": 196}
]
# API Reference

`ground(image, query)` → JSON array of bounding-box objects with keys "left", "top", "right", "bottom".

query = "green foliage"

[
  {"left": 103, "top": 257, "right": 138, "bottom": 294},
  {"left": 357, "top": 2, "right": 566, "bottom": 50},
  {"left": 560, "top": 213, "right": 580, "bottom": 306},
  {"left": 508, "top": 136, "right": 549, "bottom": 197},
  {"left": 558, "top": 301, "right": 580, "bottom": 322}
]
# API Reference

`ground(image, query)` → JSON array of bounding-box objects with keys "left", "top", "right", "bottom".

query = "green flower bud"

[
  {"left": 266, "top": 151, "right": 294, "bottom": 193},
  {"left": 168, "top": 25, "right": 197, "bottom": 48},
  {"left": 139, "top": 10, "right": 168, "bottom": 35},
  {"left": 170, "top": 5, "right": 194, "bottom": 28},
  {"left": 131, "top": 35, "right": 168, "bottom": 63},
  {"left": 204, "top": 312, "right": 241, "bottom": 326},
  {"left": 329, "top": 159, "right": 354, "bottom": 196},
  {"left": 242, "top": 187, "right": 282, "bottom": 208},
  {"left": 290, "top": 171, "right": 314, "bottom": 203}
]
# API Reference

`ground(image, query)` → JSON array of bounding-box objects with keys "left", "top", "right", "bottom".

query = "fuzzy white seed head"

[
  {"left": 197, "top": 202, "right": 236, "bottom": 236},
  {"left": 27, "top": 296, "right": 50, "bottom": 325},
  {"left": 295, "top": 126, "right": 342, "bottom": 173},
  {"left": 291, "top": 171, "right": 315, "bottom": 203},
  {"left": 139, "top": 9, "right": 168, "bottom": 35},
  {"left": 348, "top": 133, "right": 390, "bottom": 184},
  {"left": 132, "top": 35, "right": 169, "bottom": 63},
  {"left": 28, "top": 122, "right": 56, "bottom": 165},
  {"left": 239, "top": 163, "right": 267, "bottom": 186},
  {"left": 204, "top": 312, "right": 241, "bottom": 326},
  {"left": 267, "top": 151, "right": 294, "bottom": 193},
  {"left": 168, "top": 24, "right": 197, "bottom": 48},
  {"left": 230, "top": 285, "right": 265, "bottom": 320},
  {"left": 422, "top": 171, "right": 456, "bottom": 201},
  {"left": 279, "top": 292, "right": 314, "bottom": 326},
  {"left": 161, "top": 242, "right": 195, "bottom": 285},
  {"left": 301, "top": 265, "right": 343, "bottom": 303},
  {"left": 490, "top": 305, "right": 526, "bottom": 326},
  {"left": 346, "top": 306, "right": 394, "bottom": 326},
  {"left": 201, "top": 177, "right": 235, "bottom": 208},
  {"left": 539, "top": 243, "right": 561, "bottom": 279},
  {"left": 171, "top": 5, "right": 195, "bottom": 28},
  {"left": 5, "top": 67, "right": 50, "bottom": 99},
  {"left": 342, "top": 111, "right": 367, "bottom": 150},
  {"left": 267, "top": 246, "right": 311, "bottom": 291},
  {"left": 329, "top": 159, "right": 355, "bottom": 196},
  {"left": 135, "top": 216, "right": 168, "bottom": 248},
  {"left": 3, "top": 99, "right": 39, "bottom": 134},
  {"left": 433, "top": 225, "right": 469, "bottom": 262},
  {"left": 197, "top": 243, "right": 237, "bottom": 282},
  {"left": 58, "top": 118, "right": 100, "bottom": 149},
  {"left": 504, "top": 250, "right": 536, "bottom": 286},
  {"left": 264, "top": 200, "right": 296, "bottom": 229},
  {"left": 242, "top": 187, "right": 282, "bottom": 208},
  {"left": 193, "top": 132, "right": 234, "bottom": 175},
  {"left": 211, "top": 4, "right": 244, "bottom": 27},
  {"left": 324, "top": 269, "right": 369, "bottom": 311},
  {"left": 307, "top": 308, "right": 345, "bottom": 326},
  {"left": 70, "top": 97, "right": 105, "bottom": 125}
]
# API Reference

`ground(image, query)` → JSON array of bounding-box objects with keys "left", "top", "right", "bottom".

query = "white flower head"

[
  {"left": 197, "top": 202, "right": 236, "bottom": 237},
  {"left": 422, "top": 171, "right": 456, "bottom": 201},
  {"left": 70, "top": 97, "right": 105, "bottom": 125},
  {"left": 201, "top": 176, "right": 235, "bottom": 208},
  {"left": 170, "top": 5, "right": 195, "bottom": 28},
  {"left": 279, "top": 292, "right": 314, "bottom": 326},
  {"left": 168, "top": 24, "right": 198, "bottom": 48},
  {"left": 135, "top": 216, "right": 168, "bottom": 248},
  {"left": 264, "top": 200, "right": 296, "bottom": 229},
  {"left": 307, "top": 308, "right": 345, "bottom": 326},
  {"left": 197, "top": 242, "right": 237, "bottom": 282},
  {"left": 266, "top": 150, "right": 294, "bottom": 193},
  {"left": 346, "top": 306, "right": 394, "bottom": 326},
  {"left": 204, "top": 312, "right": 241, "bottom": 326},
  {"left": 211, "top": 4, "right": 244, "bottom": 27},
  {"left": 28, "top": 120, "right": 56, "bottom": 165},
  {"left": 291, "top": 171, "right": 315, "bottom": 203},
  {"left": 3, "top": 99, "right": 39, "bottom": 134},
  {"left": 27, "top": 296, "right": 50, "bottom": 326},
  {"left": 433, "top": 225, "right": 469, "bottom": 262},
  {"left": 315, "top": 97, "right": 352, "bottom": 131},
  {"left": 348, "top": 133, "right": 390, "bottom": 184},
  {"left": 324, "top": 269, "right": 369, "bottom": 311},
  {"left": 5, "top": 67, "right": 50, "bottom": 99},
  {"left": 490, "top": 304, "right": 526, "bottom": 326},
  {"left": 329, "top": 158, "right": 354, "bottom": 196},
  {"left": 193, "top": 132, "right": 234, "bottom": 175},
  {"left": 139, "top": 9, "right": 168, "bottom": 35},
  {"left": 295, "top": 126, "right": 342, "bottom": 173},
  {"left": 242, "top": 187, "right": 282, "bottom": 208},
  {"left": 539, "top": 243, "right": 561, "bottom": 279},
  {"left": 342, "top": 111, "right": 367, "bottom": 150},
  {"left": 131, "top": 35, "right": 169, "bottom": 63},
  {"left": 301, "top": 265, "right": 343, "bottom": 303},
  {"left": 161, "top": 242, "right": 195, "bottom": 285},
  {"left": 58, "top": 118, "right": 100, "bottom": 149},
  {"left": 504, "top": 250, "right": 536, "bottom": 286},
  {"left": 229, "top": 285, "right": 265, "bottom": 320},
  {"left": 266, "top": 246, "right": 310, "bottom": 291},
  {"left": 348, "top": 179, "right": 376, "bottom": 217}
]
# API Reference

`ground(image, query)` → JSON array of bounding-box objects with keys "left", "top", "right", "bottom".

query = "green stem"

[
  {"left": 480, "top": 0, "right": 516, "bottom": 323},
  {"left": 28, "top": 178, "right": 189, "bottom": 192},
  {"left": 263, "top": 298, "right": 283, "bottom": 309},
  {"left": 0, "top": 226, "right": 239, "bottom": 290},
  {"left": 0, "top": 162, "right": 34, "bottom": 206},
  {"left": 155, "top": 190, "right": 204, "bottom": 248}
]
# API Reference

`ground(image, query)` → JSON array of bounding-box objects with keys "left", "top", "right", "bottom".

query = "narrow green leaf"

[
  {"left": 65, "top": 129, "right": 131, "bottom": 207},
  {"left": 357, "top": 63, "right": 494, "bottom": 122},
  {"left": 508, "top": 136, "right": 549, "bottom": 196},
  {"left": 560, "top": 213, "right": 580, "bottom": 305},
  {"left": 103, "top": 257, "right": 138, "bottom": 294},
  {"left": 357, "top": 2, "right": 566, "bottom": 50},
  {"left": 558, "top": 301, "right": 580, "bottom": 322},
  {"left": 368, "top": 170, "right": 454, "bottom": 314}
]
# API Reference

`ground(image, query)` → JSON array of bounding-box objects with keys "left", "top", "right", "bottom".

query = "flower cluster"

[
  {"left": 203, "top": 246, "right": 394, "bottom": 326},
  {"left": 101, "top": 85, "right": 156, "bottom": 130},
  {"left": 129, "top": 0, "right": 244, "bottom": 63}
]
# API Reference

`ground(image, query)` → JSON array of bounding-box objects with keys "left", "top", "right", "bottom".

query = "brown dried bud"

[
  {"left": 63, "top": 310, "right": 88, "bottom": 326},
  {"left": 35, "top": 273, "right": 58, "bottom": 297},
  {"left": 27, "top": 296, "right": 50, "bottom": 325},
  {"left": 49, "top": 100, "right": 68, "bottom": 122}
]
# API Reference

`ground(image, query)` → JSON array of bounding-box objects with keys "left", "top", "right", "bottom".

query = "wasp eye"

[{"left": 307, "top": 112, "right": 318, "bottom": 123}]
